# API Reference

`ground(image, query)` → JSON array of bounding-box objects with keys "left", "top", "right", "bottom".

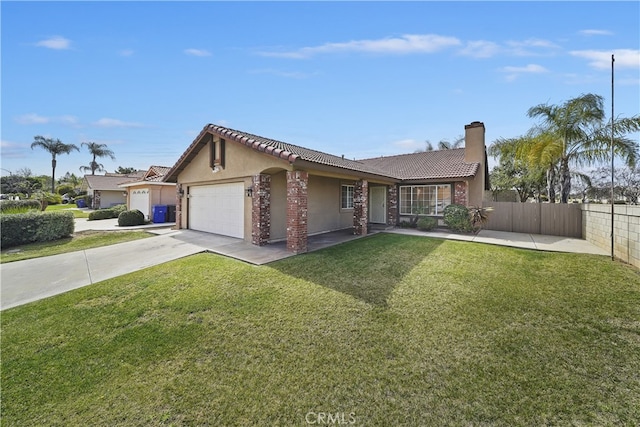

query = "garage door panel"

[
  {"left": 130, "top": 189, "right": 150, "bottom": 219},
  {"left": 189, "top": 183, "right": 244, "bottom": 238}
]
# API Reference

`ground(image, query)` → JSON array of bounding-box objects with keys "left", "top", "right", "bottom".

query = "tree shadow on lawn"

[{"left": 270, "top": 233, "right": 443, "bottom": 307}]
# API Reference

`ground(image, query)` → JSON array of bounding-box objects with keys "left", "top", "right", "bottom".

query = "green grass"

[
  {"left": 2, "top": 234, "right": 639, "bottom": 426},
  {"left": 0, "top": 231, "right": 153, "bottom": 263},
  {"left": 45, "top": 203, "right": 90, "bottom": 218}
]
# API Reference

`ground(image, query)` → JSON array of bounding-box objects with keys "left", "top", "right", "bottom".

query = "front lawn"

[
  {"left": 1, "top": 234, "right": 639, "bottom": 426},
  {"left": 0, "top": 230, "right": 153, "bottom": 263},
  {"left": 45, "top": 203, "right": 90, "bottom": 218}
]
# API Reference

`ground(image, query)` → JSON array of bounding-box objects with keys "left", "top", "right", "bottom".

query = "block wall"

[{"left": 582, "top": 204, "right": 640, "bottom": 269}]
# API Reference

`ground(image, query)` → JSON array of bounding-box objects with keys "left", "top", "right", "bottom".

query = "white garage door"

[
  {"left": 189, "top": 183, "right": 244, "bottom": 238},
  {"left": 130, "top": 188, "right": 150, "bottom": 219}
]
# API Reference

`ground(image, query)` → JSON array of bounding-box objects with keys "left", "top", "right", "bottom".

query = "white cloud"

[
  {"left": 0, "top": 140, "right": 28, "bottom": 159},
  {"left": 570, "top": 49, "right": 640, "bottom": 70},
  {"left": 506, "top": 38, "right": 560, "bottom": 56},
  {"left": 260, "top": 34, "right": 461, "bottom": 59},
  {"left": 14, "top": 114, "right": 80, "bottom": 126},
  {"left": 14, "top": 113, "right": 50, "bottom": 125},
  {"left": 500, "top": 64, "right": 549, "bottom": 81},
  {"left": 119, "top": 49, "right": 135, "bottom": 57},
  {"left": 459, "top": 40, "right": 501, "bottom": 58},
  {"left": 184, "top": 48, "right": 211, "bottom": 57},
  {"left": 35, "top": 36, "right": 71, "bottom": 50},
  {"left": 579, "top": 29, "right": 613, "bottom": 36},
  {"left": 92, "top": 118, "right": 144, "bottom": 128}
]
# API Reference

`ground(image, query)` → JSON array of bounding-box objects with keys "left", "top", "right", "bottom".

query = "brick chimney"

[{"left": 464, "top": 121, "right": 486, "bottom": 207}]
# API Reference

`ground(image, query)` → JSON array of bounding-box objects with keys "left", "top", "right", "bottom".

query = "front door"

[{"left": 369, "top": 186, "right": 386, "bottom": 224}]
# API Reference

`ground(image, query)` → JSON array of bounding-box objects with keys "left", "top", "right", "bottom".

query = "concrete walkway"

[
  {"left": 1, "top": 219, "right": 608, "bottom": 310},
  {"left": 388, "top": 228, "right": 610, "bottom": 256}
]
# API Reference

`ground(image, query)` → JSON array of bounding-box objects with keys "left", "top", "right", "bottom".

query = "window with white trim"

[
  {"left": 341, "top": 184, "right": 354, "bottom": 209},
  {"left": 399, "top": 184, "right": 451, "bottom": 215}
]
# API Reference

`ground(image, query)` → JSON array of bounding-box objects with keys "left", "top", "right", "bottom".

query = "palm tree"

[
  {"left": 30, "top": 136, "right": 79, "bottom": 192},
  {"left": 525, "top": 93, "right": 639, "bottom": 203},
  {"left": 437, "top": 135, "right": 464, "bottom": 150},
  {"left": 80, "top": 142, "right": 116, "bottom": 175}
]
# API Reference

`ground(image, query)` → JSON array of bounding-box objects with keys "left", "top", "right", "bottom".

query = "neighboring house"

[
  {"left": 83, "top": 171, "right": 144, "bottom": 209},
  {"left": 164, "top": 121, "right": 489, "bottom": 253},
  {"left": 119, "top": 166, "right": 176, "bottom": 221}
]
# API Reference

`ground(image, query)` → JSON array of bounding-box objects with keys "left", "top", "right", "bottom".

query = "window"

[
  {"left": 210, "top": 137, "right": 225, "bottom": 169},
  {"left": 341, "top": 184, "right": 354, "bottom": 209},
  {"left": 399, "top": 184, "right": 451, "bottom": 215}
]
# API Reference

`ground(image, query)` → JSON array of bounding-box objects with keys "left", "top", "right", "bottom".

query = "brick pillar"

[
  {"left": 175, "top": 184, "right": 183, "bottom": 229},
  {"left": 93, "top": 190, "right": 101, "bottom": 209},
  {"left": 387, "top": 186, "right": 398, "bottom": 226},
  {"left": 286, "top": 171, "right": 308, "bottom": 253},
  {"left": 353, "top": 179, "right": 368, "bottom": 235},
  {"left": 454, "top": 182, "right": 468, "bottom": 206},
  {"left": 252, "top": 174, "right": 271, "bottom": 246}
]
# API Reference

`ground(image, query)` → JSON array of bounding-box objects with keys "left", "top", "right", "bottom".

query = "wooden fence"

[{"left": 482, "top": 201, "right": 583, "bottom": 238}]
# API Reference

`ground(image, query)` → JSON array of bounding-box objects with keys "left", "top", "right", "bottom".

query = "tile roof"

[
  {"left": 83, "top": 174, "right": 140, "bottom": 191},
  {"left": 207, "top": 125, "right": 394, "bottom": 178},
  {"left": 118, "top": 166, "right": 173, "bottom": 186},
  {"left": 358, "top": 149, "right": 479, "bottom": 180},
  {"left": 165, "top": 124, "right": 481, "bottom": 182}
]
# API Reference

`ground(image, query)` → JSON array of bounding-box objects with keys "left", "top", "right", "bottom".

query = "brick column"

[
  {"left": 93, "top": 190, "right": 101, "bottom": 209},
  {"left": 454, "top": 182, "right": 467, "bottom": 206},
  {"left": 353, "top": 179, "right": 368, "bottom": 235},
  {"left": 252, "top": 174, "right": 271, "bottom": 246},
  {"left": 175, "top": 184, "right": 183, "bottom": 229},
  {"left": 286, "top": 171, "right": 308, "bottom": 253},
  {"left": 387, "top": 186, "right": 398, "bottom": 226}
]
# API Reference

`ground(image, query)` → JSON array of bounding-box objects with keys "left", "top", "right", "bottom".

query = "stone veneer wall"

[
  {"left": 454, "top": 182, "right": 467, "bottom": 206},
  {"left": 252, "top": 174, "right": 271, "bottom": 246},
  {"left": 286, "top": 171, "right": 308, "bottom": 253},
  {"left": 582, "top": 204, "right": 639, "bottom": 269},
  {"left": 93, "top": 190, "right": 101, "bottom": 209},
  {"left": 387, "top": 186, "right": 398, "bottom": 226},
  {"left": 353, "top": 180, "right": 368, "bottom": 235},
  {"left": 175, "top": 185, "right": 183, "bottom": 229}
]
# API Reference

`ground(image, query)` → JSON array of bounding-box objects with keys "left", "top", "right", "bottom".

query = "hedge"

[
  {"left": 88, "top": 204, "right": 128, "bottom": 221},
  {"left": 1, "top": 211, "right": 75, "bottom": 248}
]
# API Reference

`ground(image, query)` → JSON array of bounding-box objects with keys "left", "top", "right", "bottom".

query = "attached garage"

[{"left": 188, "top": 182, "right": 244, "bottom": 238}]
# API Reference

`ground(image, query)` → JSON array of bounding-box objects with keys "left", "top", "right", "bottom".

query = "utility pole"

[{"left": 610, "top": 54, "right": 615, "bottom": 261}]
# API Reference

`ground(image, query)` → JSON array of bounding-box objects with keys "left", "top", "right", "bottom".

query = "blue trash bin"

[
  {"left": 152, "top": 205, "right": 168, "bottom": 223},
  {"left": 76, "top": 199, "right": 86, "bottom": 208}
]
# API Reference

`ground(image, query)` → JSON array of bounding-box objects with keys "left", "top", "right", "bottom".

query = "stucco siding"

[
  {"left": 270, "top": 171, "right": 288, "bottom": 241},
  {"left": 308, "top": 175, "right": 353, "bottom": 235},
  {"left": 99, "top": 191, "right": 126, "bottom": 208}
]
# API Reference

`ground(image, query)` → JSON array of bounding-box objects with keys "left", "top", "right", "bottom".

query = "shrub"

[
  {"left": 1, "top": 211, "right": 74, "bottom": 248},
  {"left": 0, "top": 200, "right": 41, "bottom": 214},
  {"left": 417, "top": 216, "right": 438, "bottom": 231},
  {"left": 56, "top": 184, "right": 76, "bottom": 196},
  {"left": 88, "top": 208, "right": 119, "bottom": 220},
  {"left": 118, "top": 209, "right": 145, "bottom": 226},
  {"left": 443, "top": 204, "right": 472, "bottom": 233},
  {"left": 111, "top": 204, "right": 127, "bottom": 216}
]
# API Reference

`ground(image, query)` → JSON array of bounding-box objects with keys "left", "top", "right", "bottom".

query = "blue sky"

[{"left": 2, "top": 1, "right": 639, "bottom": 178}]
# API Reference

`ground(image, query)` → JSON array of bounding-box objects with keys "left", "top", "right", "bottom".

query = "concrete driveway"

[{"left": 0, "top": 232, "right": 205, "bottom": 310}]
